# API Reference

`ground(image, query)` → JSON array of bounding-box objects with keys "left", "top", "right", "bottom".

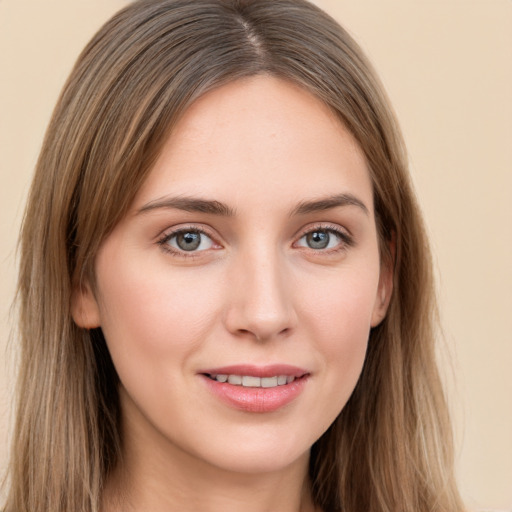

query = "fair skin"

[{"left": 73, "top": 76, "right": 392, "bottom": 512}]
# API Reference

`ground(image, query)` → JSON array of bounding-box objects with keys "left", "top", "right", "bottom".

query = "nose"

[{"left": 223, "top": 247, "right": 297, "bottom": 342}]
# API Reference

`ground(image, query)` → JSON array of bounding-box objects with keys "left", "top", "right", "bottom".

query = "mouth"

[
  {"left": 199, "top": 365, "right": 310, "bottom": 413},
  {"left": 204, "top": 373, "right": 300, "bottom": 388}
]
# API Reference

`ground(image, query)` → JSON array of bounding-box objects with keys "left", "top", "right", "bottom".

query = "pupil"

[
  {"left": 307, "top": 231, "right": 329, "bottom": 249},
  {"left": 177, "top": 232, "right": 201, "bottom": 251}
]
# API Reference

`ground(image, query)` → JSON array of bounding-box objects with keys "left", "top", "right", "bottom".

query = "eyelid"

[
  {"left": 293, "top": 223, "right": 354, "bottom": 250},
  {"left": 155, "top": 222, "right": 353, "bottom": 258},
  {"left": 157, "top": 224, "right": 222, "bottom": 257}
]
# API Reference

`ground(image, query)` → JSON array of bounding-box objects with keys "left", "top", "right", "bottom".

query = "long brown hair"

[{"left": 5, "top": 1, "right": 465, "bottom": 511}]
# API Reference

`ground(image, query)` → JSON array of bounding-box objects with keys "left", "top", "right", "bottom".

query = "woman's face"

[{"left": 73, "top": 76, "right": 391, "bottom": 476}]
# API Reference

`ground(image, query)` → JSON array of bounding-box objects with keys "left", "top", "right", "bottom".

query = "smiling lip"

[{"left": 199, "top": 364, "right": 309, "bottom": 413}]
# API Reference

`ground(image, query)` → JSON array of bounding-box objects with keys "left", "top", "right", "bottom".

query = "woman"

[{"left": 5, "top": 0, "right": 466, "bottom": 511}]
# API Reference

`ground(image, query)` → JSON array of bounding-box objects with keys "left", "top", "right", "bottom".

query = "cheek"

[
  {"left": 299, "top": 263, "right": 380, "bottom": 402},
  {"left": 94, "top": 247, "right": 222, "bottom": 373},
  {"left": 302, "top": 262, "right": 380, "bottom": 337}
]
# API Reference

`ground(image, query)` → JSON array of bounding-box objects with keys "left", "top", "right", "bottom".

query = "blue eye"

[
  {"left": 297, "top": 229, "right": 345, "bottom": 250},
  {"left": 165, "top": 229, "right": 214, "bottom": 252}
]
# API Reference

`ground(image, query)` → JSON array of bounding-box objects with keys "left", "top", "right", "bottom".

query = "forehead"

[{"left": 133, "top": 75, "right": 373, "bottom": 214}]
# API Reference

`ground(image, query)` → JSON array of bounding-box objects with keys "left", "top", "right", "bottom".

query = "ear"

[
  {"left": 71, "top": 279, "right": 101, "bottom": 329},
  {"left": 370, "top": 239, "right": 395, "bottom": 328}
]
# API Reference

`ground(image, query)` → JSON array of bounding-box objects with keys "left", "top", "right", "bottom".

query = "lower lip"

[{"left": 201, "top": 375, "right": 308, "bottom": 413}]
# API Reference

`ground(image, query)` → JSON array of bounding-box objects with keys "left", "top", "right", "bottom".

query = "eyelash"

[
  {"left": 294, "top": 224, "right": 354, "bottom": 254},
  {"left": 157, "top": 223, "right": 354, "bottom": 259},
  {"left": 157, "top": 225, "right": 217, "bottom": 259}
]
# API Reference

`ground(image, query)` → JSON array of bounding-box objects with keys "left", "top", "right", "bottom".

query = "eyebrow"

[
  {"left": 138, "top": 196, "right": 236, "bottom": 216},
  {"left": 291, "top": 193, "right": 369, "bottom": 216},
  {"left": 138, "top": 192, "right": 369, "bottom": 217}
]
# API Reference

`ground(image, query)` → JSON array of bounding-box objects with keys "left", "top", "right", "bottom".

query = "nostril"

[{"left": 234, "top": 325, "right": 293, "bottom": 342}]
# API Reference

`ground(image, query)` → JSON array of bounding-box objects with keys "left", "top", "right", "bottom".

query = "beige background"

[{"left": 1, "top": 0, "right": 511, "bottom": 509}]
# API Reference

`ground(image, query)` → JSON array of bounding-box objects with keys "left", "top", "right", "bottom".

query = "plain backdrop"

[{"left": 0, "top": 1, "right": 511, "bottom": 510}]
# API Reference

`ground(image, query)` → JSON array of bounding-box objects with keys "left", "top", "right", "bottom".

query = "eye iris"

[
  {"left": 176, "top": 232, "right": 201, "bottom": 251},
  {"left": 307, "top": 230, "right": 330, "bottom": 249}
]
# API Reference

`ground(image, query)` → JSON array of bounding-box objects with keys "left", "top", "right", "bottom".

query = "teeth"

[
  {"left": 261, "top": 376, "right": 278, "bottom": 388},
  {"left": 227, "top": 375, "right": 242, "bottom": 385},
  {"left": 242, "top": 376, "right": 261, "bottom": 387},
  {"left": 213, "top": 374, "right": 297, "bottom": 388}
]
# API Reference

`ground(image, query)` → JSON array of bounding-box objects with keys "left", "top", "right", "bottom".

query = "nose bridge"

[{"left": 224, "top": 241, "right": 296, "bottom": 341}]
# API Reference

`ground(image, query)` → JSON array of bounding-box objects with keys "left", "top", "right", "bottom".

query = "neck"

[{"left": 104, "top": 461, "right": 316, "bottom": 512}]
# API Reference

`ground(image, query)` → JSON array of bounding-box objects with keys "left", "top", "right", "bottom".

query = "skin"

[{"left": 73, "top": 76, "right": 392, "bottom": 512}]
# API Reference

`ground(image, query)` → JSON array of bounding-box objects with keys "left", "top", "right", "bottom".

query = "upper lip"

[{"left": 198, "top": 364, "right": 309, "bottom": 378}]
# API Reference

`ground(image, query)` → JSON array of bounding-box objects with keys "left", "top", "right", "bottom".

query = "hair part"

[{"left": 6, "top": 1, "right": 464, "bottom": 511}]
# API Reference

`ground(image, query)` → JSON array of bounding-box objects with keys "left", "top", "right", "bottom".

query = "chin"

[
  {"left": 185, "top": 425, "right": 317, "bottom": 475},
  {"left": 211, "top": 448, "right": 310, "bottom": 475}
]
